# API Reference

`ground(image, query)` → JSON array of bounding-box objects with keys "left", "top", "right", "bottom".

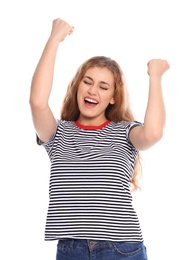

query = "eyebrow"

[{"left": 83, "top": 76, "right": 111, "bottom": 86}]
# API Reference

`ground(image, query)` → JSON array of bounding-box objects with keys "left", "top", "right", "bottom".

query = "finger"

[{"left": 68, "top": 26, "right": 75, "bottom": 35}]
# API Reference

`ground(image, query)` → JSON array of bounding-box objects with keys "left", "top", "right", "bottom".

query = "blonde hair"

[{"left": 60, "top": 56, "right": 142, "bottom": 191}]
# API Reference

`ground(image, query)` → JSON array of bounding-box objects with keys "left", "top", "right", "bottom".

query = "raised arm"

[
  {"left": 29, "top": 18, "right": 74, "bottom": 143},
  {"left": 129, "top": 59, "right": 170, "bottom": 151}
]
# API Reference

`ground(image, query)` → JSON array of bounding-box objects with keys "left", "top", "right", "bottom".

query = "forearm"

[
  {"left": 30, "top": 37, "right": 60, "bottom": 108},
  {"left": 129, "top": 59, "right": 169, "bottom": 150},
  {"left": 143, "top": 76, "right": 166, "bottom": 140}
]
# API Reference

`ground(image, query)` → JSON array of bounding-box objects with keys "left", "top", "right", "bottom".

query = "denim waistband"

[{"left": 58, "top": 238, "right": 114, "bottom": 249}]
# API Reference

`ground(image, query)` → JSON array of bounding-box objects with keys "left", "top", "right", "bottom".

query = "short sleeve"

[
  {"left": 36, "top": 119, "right": 60, "bottom": 155},
  {"left": 126, "top": 121, "right": 143, "bottom": 144}
]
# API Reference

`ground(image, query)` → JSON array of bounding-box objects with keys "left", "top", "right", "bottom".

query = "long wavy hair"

[{"left": 60, "top": 56, "right": 142, "bottom": 191}]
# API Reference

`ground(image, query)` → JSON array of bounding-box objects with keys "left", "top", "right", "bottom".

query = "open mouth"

[{"left": 84, "top": 97, "right": 99, "bottom": 107}]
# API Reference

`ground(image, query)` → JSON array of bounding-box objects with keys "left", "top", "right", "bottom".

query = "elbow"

[
  {"left": 29, "top": 96, "right": 39, "bottom": 109},
  {"left": 29, "top": 94, "right": 47, "bottom": 110},
  {"left": 147, "top": 129, "right": 164, "bottom": 144}
]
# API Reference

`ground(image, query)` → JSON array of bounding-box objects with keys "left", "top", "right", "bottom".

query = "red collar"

[{"left": 75, "top": 120, "right": 111, "bottom": 130}]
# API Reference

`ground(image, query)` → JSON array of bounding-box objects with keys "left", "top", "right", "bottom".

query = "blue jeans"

[{"left": 56, "top": 239, "right": 148, "bottom": 260}]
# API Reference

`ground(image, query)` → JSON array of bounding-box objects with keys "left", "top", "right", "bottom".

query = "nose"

[{"left": 88, "top": 84, "right": 97, "bottom": 95}]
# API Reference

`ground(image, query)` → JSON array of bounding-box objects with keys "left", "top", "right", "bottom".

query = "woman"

[{"left": 30, "top": 18, "right": 170, "bottom": 260}]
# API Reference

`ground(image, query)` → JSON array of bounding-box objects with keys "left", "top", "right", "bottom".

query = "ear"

[{"left": 109, "top": 97, "right": 115, "bottom": 105}]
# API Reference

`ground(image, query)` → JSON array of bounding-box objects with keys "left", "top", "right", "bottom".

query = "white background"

[{"left": 1, "top": 0, "right": 192, "bottom": 259}]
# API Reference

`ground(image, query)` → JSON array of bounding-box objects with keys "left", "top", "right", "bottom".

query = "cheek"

[
  {"left": 101, "top": 97, "right": 114, "bottom": 107},
  {"left": 104, "top": 92, "right": 115, "bottom": 103},
  {"left": 77, "top": 83, "right": 86, "bottom": 97}
]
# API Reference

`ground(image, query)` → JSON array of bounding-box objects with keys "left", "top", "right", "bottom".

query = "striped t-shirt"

[{"left": 37, "top": 120, "right": 143, "bottom": 242}]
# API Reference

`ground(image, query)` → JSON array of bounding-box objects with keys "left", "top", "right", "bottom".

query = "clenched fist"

[
  {"left": 147, "top": 59, "right": 170, "bottom": 78},
  {"left": 49, "top": 18, "right": 74, "bottom": 42}
]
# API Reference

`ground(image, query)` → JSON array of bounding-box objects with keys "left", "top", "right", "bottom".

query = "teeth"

[{"left": 85, "top": 98, "right": 98, "bottom": 104}]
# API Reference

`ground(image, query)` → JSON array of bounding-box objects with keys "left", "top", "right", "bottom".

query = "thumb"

[{"left": 68, "top": 26, "right": 75, "bottom": 35}]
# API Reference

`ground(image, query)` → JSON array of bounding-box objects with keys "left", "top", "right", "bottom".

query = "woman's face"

[{"left": 77, "top": 67, "right": 115, "bottom": 125}]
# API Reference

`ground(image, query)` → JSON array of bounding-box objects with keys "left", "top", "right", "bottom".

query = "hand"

[
  {"left": 147, "top": 59, "right": 170, "bottom": 78},
  {"left": 50, "top": 18, "right": 74, "bottom": 42}
]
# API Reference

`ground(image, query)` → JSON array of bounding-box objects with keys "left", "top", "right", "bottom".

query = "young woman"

[{"left": 30, "top": 18, "right": 170, "bottom": 260}]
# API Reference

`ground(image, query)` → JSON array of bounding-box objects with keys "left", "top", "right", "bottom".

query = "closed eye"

[
  {"left": 83, "top": 80, "right": 92, "bottom": 85},
  {"left": 100, "top": 86, "right": 108, "bottom": 90}
]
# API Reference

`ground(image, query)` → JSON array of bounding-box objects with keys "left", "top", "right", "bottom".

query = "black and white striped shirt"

[{"left": 37, "top": 120, "right": 143, "bottom": 242}]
